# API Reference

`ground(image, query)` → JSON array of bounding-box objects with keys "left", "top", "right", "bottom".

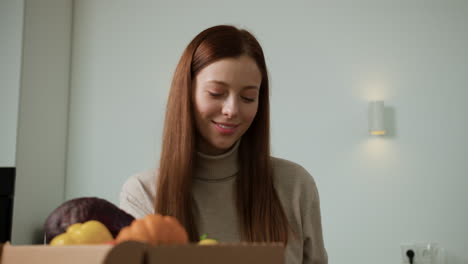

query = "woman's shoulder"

[
  {"left": 120, "top": 169, "right": 158, "bottom": 218},
  {"left": 270, "top": 157, "right": 321, "bottom": 208},
  {"left": 121, "top": 169, "right": 159, "bottom": 197},
  {"left": 270, "top": 156, "right": 317, "bottom": 188}
]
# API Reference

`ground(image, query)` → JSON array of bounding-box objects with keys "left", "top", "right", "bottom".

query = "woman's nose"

[{"left": 222, "top": 97, "right": 239, "bottom": 118}]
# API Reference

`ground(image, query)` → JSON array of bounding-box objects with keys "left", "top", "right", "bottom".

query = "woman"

[{"left": 120, "top": 25, "right": 328, "bottom": 264}]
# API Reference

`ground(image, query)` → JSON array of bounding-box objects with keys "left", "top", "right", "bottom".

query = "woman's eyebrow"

[
  {"left": 206, "top": 80, "right": 259, "bottom": 89},
  {"left": 206, "top": 80, "right": 227, "bottom": 86},
  {"left": 243, "top": 86, "right": 259, "bottom": 90}
]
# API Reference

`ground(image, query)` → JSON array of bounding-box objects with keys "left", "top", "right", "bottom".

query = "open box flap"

[
  {"left": 104, "top": 241, "right": 285, "bottom": 264},
  {"left": 103, "top": 241, "right": 147, "bottom": 264}
]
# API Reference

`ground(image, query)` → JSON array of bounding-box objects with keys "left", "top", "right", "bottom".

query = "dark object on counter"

[
  {"left": 43, "top": 197, "right": 135, "bottom": 243},
  {"left": 0, "top": 167, "right": 15, "bottom": 243}
]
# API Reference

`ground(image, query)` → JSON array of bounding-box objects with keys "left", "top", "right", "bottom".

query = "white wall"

[
  {"left": 11, "top": 0, "right": 72, "bottom": 244},
  {"left": 0, "top": 0, "right": 23, "bottom": 167},
  {"left": 66, "top": 1, "right": 468, "bottom": 263}
]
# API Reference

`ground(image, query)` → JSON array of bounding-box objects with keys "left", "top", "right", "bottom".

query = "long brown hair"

[{"left": 155, "top": 25, "right": 290, "bottom": 244}]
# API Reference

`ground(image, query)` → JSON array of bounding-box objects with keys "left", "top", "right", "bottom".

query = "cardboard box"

[
  {"left": 0, "top": 241, "right": 284, "bottom": 264},
  {"left": 0, "top": 242, "right": 112, "bottom": 264}
]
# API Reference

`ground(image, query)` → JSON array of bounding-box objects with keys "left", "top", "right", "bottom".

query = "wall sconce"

[{"left": 368, "top": 101, "right": 386, "bottom": 136}]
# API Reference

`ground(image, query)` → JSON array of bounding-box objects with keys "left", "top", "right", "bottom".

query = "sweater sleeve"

[
  {"left": 300, "top": 171, "right": 328, "bottom": 264},
  {"left": 119, "top": 173, "right": 155, "bottom": 219}
]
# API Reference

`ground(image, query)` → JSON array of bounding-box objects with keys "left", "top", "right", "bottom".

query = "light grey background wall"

[
  {"left": 66, "top": 1, "right": 468, "bottom": 263},
  {"left": 0, "top": 0, "right": 23, "bottom": 166},
  {"left": 3, "top": 0, "right": 467, "bottom": 263}
]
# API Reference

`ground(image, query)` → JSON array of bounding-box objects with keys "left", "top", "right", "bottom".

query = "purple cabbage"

[{"left": 44, "top": 197, "right": 135, "bottom": 243}]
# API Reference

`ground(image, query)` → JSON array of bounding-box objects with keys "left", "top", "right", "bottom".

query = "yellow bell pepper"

[
  {"left": 198, "top": 233, "right": 218, "bottom": 245},
  {"left": 50, "top": 220, "right": 113, "bottom": 246},
  {"left": 198, "top": 239, "right": 219, "bottom": 245}
]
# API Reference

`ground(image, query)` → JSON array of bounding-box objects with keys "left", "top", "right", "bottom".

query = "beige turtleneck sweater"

[{"left": 119, "top": 141, "right": 328, "bottom": 264}]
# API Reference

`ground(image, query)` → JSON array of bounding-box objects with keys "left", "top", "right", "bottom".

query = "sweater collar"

[{"left": 194, "top": 140, "right": 240, "bottom": 181}]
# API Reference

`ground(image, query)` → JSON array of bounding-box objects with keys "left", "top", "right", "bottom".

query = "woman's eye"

[
  {"left": 208, "top": 92, "right": 223, "bottom": 97},
  {"left": 241, "top": 96, "right": 255, "bottom": 103}
]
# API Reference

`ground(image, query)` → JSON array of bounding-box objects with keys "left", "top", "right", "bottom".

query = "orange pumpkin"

[{"left": 115, "top": 214, "right": 188, "bottom": 245}]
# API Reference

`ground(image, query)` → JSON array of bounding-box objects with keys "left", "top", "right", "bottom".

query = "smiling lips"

[{"left": 212, "top": 121, "right": 239, "bottom": 135}]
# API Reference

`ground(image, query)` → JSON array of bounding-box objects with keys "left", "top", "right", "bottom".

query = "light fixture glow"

[{"left": 370, "top": 130, "right": 385, "bottom": 136}]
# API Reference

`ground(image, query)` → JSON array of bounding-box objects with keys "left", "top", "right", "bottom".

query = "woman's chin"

[{"left": 206, "top": 141, "right": 237, "bottom": 155}]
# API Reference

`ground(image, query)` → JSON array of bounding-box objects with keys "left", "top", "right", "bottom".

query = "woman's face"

[{"left": 193, "top": 55, "right": 262, "bottom": 155}]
